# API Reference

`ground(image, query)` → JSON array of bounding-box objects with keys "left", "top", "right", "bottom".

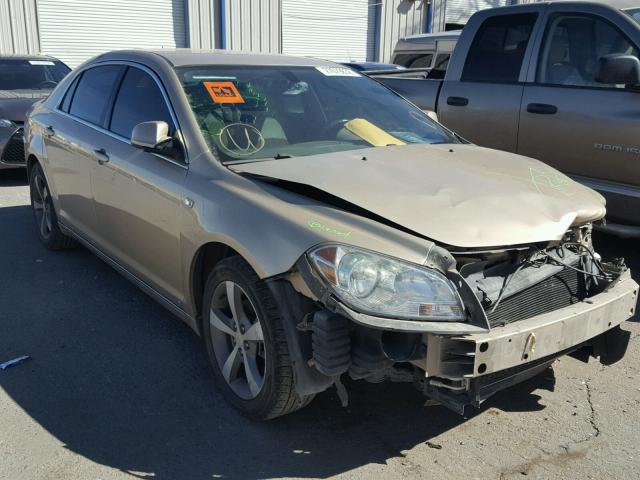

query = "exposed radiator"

[{"left": 485, "top": 267, "right": 588, "bottom": 327}]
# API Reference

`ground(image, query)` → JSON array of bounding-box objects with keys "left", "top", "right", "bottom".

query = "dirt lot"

[{"left": 1, "top": 169, "right": 639, "bottom": 480}]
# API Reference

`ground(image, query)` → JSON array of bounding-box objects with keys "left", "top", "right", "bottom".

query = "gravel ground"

[{"left": 1, "top": 169, "right": 638, "bottom": 480}]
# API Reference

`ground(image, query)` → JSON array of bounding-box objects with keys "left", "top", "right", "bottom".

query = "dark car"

[
  {"left": 0, "top": 55, "right": 70, "bottom": 171},
  {"left": 341, "top": 61, "right": 405, "bottom": 72}
]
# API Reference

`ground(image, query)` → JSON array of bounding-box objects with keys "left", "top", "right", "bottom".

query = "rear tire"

[
  {"left": 202, "top": 256, "right": 314, "bottom": 420},
  {"left": 29, "top": 163, "right": 77, "bottom": 250}
]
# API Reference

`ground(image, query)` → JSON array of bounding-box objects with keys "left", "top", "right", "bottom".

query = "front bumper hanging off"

[
  {"left": 413, "top": 269, "right": 637, "bottom": 412},
  {"left": 418, "top": 269, "right": 637, "bottom": 379}
]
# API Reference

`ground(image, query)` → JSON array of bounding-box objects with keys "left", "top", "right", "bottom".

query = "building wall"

[
  {"left": 223, "top": 0, "right": 280, "bottom": 53},
  {"left": 378, "top": 0, "right": 429, "bottom": 62},
  {"left": 187, "top": 0, "right": 220, "bottom": 49},
  {"left": 0, "top": 0, "right": 40, "bottom": 55},
  {"left": 0, "top": 0, "right": 546, "bottom": 63}
]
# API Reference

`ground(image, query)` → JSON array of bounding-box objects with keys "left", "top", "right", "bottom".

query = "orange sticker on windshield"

[{"left": 203, "top": 81, "right": 245, "bottom": 104}]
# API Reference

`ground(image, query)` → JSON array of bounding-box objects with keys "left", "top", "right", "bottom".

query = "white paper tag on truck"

[
  {"left": 315, "top": 66, "right": 361, "bottom": 77},
  {"left": 29, "top": 60, "right": 55, "bottom": 66}
]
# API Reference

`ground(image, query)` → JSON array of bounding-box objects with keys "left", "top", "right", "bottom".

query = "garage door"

[
  {"left": 445, "top": 0, "right": 509, "bottom": 26},
  {"left": 37, "top": 0, "right": 186, "bottom": 67},
  {"left": 282, "top": 0, "right": 375, "bottom": 62}
]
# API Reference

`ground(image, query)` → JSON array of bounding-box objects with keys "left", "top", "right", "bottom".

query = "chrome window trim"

[{"left": 54, "top": 60, "right": 189, "bottom": 168}]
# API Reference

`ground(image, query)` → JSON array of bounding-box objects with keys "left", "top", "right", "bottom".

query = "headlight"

[
  {"left": 308, "top": 245, "right": 465, "bottom": 321},
  {"left": 0, "top": 119, "right": 16, "bottom": 129}
]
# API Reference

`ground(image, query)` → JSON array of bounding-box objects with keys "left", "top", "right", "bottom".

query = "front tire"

[
  {"left": 202, "top": 256, "right": 314, "bottom": 420},
  {"left": 29, "top": 163, "right": 77, "bottom": 250}
]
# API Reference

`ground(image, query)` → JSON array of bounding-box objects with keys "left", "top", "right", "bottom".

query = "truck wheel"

[
  {"left": 29, "top": 163, "right": 77, "bottom": 250},
  {"left": 202, "top": 256, "right": 314, "bottom": 420}
]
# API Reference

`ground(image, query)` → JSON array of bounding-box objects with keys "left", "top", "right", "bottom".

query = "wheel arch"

[
  {"left": 189, "top": 241, "right": 262, "bottom": 333},
  {"left": 26, "top": 154, "right": 39, "bottom": 176}
]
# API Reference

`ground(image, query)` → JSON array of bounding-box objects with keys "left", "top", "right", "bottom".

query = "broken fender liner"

[{"left": 266, "top": 279, "right": 334, "bottom": 396}]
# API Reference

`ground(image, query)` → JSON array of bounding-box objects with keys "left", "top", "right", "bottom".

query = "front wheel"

[
  {"left": 202, "top": 256, "right": 314, "bottom": 420},
  {"left": 29, "top": 163, "right": 77, "bottom": 250}
]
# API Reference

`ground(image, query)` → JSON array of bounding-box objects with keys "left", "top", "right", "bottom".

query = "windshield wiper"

[{"left": 274, "top": 153, "right": 292, "bottom": 160}]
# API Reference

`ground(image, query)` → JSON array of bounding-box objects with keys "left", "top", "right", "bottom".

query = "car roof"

[
  {"left": 95, "top": 49, "right": 342, "bottom": 68},
  {"left": 0, "top": 54, "right": 60, "bottom": 61}
]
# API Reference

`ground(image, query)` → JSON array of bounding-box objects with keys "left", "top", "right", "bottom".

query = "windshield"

[
  {"left": 627, "top": 8, "right": 640, "bottom": 24},
  {"left": 177, "top": 65, "right": 457, "bottom": 163},
  {"left": 0, "top": 59, "right": 70, "bottom": 91}
]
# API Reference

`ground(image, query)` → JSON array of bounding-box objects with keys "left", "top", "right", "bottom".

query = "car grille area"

[
  {"left": 485, "top": 267, "right": 588, "bottom": 327},
  {"left": 1, "top": 129, "right": 25, "bottom": 164}
]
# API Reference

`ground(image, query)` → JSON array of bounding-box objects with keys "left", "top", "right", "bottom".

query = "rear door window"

[
  {"left": 109, "top": 67, "right": 174, "bottom": 139},
  {"left": 68, "top": 65, "right": 123, "bottom": 126},
  {"left": 462, "top": 13, "right": 538, "bottom": 83}
]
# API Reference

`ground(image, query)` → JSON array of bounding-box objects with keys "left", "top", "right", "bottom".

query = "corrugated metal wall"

[
  {"left": 37, "top": 0, "right": 187, "bottom": 67},
  {"left": 378, "top": 0, "right": 428, "bottom": 62},
  {"left": 282, "top": 0, "right": 373, "bottom": 61},
  {"left": 1, "top": 0, "right": 546, "bottom": 65},
  {"left": 187, "top": 0, "right": 220, "bottom": 49},
  {"left": 431, "top": 0, "right": 448, "bottom": 33},
  {"left": 223, "top": 0, "right": 280, "bottom": 53},
  {"left": 445, "top": 0, "right": 509, "bottom": 25},
  {"left": 0, "top": 0, "right": 40, "bottom": 55}
]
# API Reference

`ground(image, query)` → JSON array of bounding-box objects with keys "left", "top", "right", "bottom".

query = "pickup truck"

[{"left": 376, "top": 1, "right": 640, "bottom": 236}]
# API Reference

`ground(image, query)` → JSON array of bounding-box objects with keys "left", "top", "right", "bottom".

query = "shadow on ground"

[{"left": 0, "top": 203, "right": 561, "bottom": 479}]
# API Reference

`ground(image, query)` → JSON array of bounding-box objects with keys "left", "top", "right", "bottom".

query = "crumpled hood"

[
  {"left": 230, "top": 144, "right": 606, "bottom": 248},
  {"left": 0, "top": 90, "right": 49, "bottom": 123}
]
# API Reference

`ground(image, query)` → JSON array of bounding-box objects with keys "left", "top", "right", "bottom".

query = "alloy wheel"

[
  {"left": 31, "top": 172, "right": 53, "bottom": 240},
  {"left": 209, "top": 280, "right": 266, "bottom": 400}
]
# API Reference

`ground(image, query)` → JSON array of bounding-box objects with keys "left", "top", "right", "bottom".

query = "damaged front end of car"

[{"left": 266, "top": 223, "right": 638, "bottom": 414}]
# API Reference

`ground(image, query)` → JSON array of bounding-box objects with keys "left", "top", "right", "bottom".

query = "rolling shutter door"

[
  {"left": 445, "top": 0, "right": 509, "bottom": 26},
  {"left": 282, "top": 0, "right": 374, "bottom": 62},
  {"left": 37, "top": 0, "right": 186, "bottom": 68}
]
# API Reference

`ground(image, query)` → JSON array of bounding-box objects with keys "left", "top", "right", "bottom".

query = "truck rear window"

[
  {"left": 462, "top": 13, "right": 538, "bottom": 83},
  {"left": 626, "top": 8, "right": 640, "bottom": 24}
]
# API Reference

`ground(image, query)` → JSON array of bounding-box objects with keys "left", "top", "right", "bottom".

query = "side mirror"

[
  {"left": 595, "top": 54, "right": 640, "bottom": 86},
  {"left": 131, "top": 121, "right": 172, "bottom": 150},
  {"left": 424, "top": 110, "right": 439, "bottom": 123}
]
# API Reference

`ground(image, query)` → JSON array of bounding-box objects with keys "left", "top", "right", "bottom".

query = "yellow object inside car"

[{"left": 344, "top": 118, "right": 406, "bottom": 147}]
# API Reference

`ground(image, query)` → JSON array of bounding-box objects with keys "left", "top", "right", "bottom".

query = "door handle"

[
  {"left": 526, "top": 103, "right": 558, "bottom": 115},
  {"left": 44, "top": 125, "right": 55, "bottom": 137},
  {"left": 94, "top": 148, "right": 110, "bottom": 165},
  {"left": 447, "top": 96, "right": 469, "bottom": 107}
]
